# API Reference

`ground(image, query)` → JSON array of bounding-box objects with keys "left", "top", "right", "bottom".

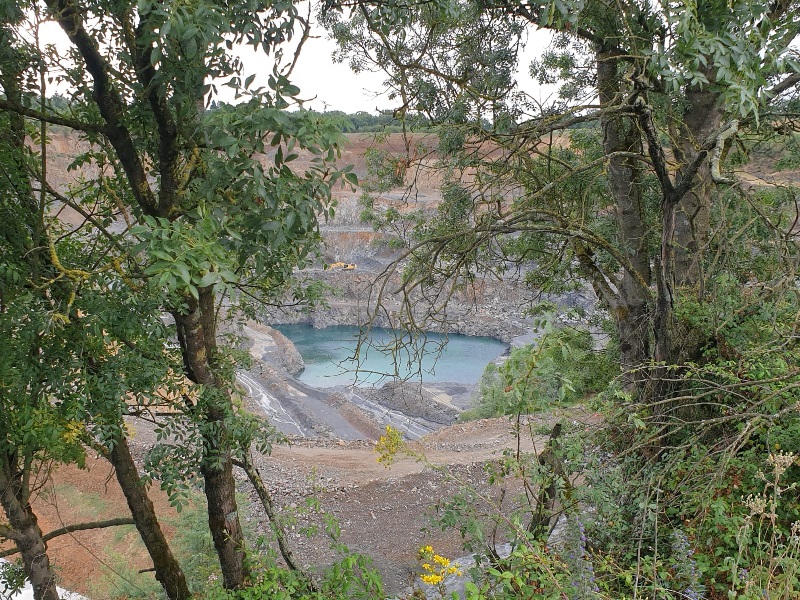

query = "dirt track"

[{"left": 248, "top": 415, "right": 551, "bottom": 594}]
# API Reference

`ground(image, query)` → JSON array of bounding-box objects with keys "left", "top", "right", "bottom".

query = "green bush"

[{"left": 461, "top": 326, "right": 617, "bottom": 420}]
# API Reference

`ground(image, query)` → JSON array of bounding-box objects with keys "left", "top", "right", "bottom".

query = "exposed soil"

[
  {"left": 0, "top": 458, "right": 182, "bottom": 599},
  {"left": 2, "top": 404, "right": 599, "bottom": 599}
]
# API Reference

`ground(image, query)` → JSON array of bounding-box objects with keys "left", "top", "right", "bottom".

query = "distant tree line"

[{"left": 306, "top": 110, "right": 432, "bottom": 132}]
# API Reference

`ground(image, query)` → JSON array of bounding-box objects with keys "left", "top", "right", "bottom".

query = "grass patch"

[{"left": 50, "top": 483, "right": 109, "bottom": 520}]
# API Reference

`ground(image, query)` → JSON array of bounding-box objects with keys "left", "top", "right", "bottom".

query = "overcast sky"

[
  {"left": 38, "top": 10, "right": 554, "bottom": 115},
  {"left": 265, "top": 21, "right": 555, "bottom": 114}
]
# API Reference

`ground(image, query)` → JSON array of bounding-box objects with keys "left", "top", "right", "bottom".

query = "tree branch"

[
  {"left": 45, "top": 0, "right": 159, "bottom": 217},
  {"left": 709, "top": 120, "right": 738, "bottom": 184},
  {"left": 283, "top": 11, "right": 312, "bottom": 79},
  {"left": 233, "top": 455, "right": 308, "bottom": 578},
  {"left": 768, "top": 71, "right": 800, "bottom": 98},
  {"left": 510, "top": 105, "right": 607, "bottom": 140},
  {"left": 0, "top": 99, "right": 106, "bottom": 133},
  {"left": 674, "top": 120, "right": 739, "bottom": 197},
  {"left": 123, "top": 9, "right": 182, "bottom": 217},
  {"left": 0, "top": 523, "right": 20, "bottom": 543},
  {"left": 632, "top": 98, "right": 675, "bottom": 197},
  {"left": 39, "top": 181, "right": 128, "bottom": 253},
  {"left": 0, "top": 518, "right": 136, "bottom": 558},
  {"left": 635, "top": 96, "right": 741, "bottom": 198},
  {"left": 572, "top": 240, "right": 621, "bottom": 310}
]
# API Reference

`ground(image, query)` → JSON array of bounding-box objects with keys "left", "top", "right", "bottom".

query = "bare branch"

[
  {"left": 0, "top": 518, "right": 136, "bottom": 558},
  {"left": 632, "top": 98, "right": 675, "bottom": 197},
  {"left": 233, "top": 455, "right": 308, "bottom": 577},
  {"left": 283, "top": 10, "right": 312, "bottom": 79},
  {"left": 768, "top": 71, "right": 800, "bottom": 98}
]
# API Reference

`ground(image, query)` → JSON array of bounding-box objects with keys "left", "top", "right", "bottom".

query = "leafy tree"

[
  {"left": 1, "top": 0, "right": 352, "bottom": 596},
  {"left": 322, "top": 0, "right": 800, "bottom": 399},
  {"left": 0, "top": 11, "right": 89, "bottom": 598},
  {"left": 1, "top": 11, "right": 189, "bottom": 594},
  {"left": 323, "top": 1, "right": 800, "bottom": 595}
]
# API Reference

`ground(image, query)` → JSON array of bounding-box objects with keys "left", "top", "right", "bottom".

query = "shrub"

[{"left": 461, "top": 326, "right": 617, "bottom": 420}]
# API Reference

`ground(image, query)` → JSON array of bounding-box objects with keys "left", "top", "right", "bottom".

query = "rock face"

[
  {"left": 240, "top": 321, "right": 305, "bottom": 377},
  {"left": 269, "top": 326, "right": 305, "bottom": 376},
  {"left": 256, "top": 156, "right": 600, "bottom": 343},
  {"left": 262, "top": 270, "right": 537, "bottom": 342},
  {"left": 362, "top": 380, "right": 460, "bottom": 425}
]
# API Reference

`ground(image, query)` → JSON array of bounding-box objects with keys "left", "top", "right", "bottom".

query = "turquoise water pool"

[{"left": 273, "top": 324, "right": 508, "bottom": 387}]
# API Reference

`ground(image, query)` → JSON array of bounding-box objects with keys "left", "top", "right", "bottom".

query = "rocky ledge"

[{"left": 258, "top": 270, "right": 555, "bottom": 343}]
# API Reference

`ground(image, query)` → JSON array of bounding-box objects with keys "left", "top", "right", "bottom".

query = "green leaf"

[
  {"left": 196, "top": 272, "right": 218, "bottom": 288},
  {"left": 175, "top": 263, "right": 191, "bottom": 285}
]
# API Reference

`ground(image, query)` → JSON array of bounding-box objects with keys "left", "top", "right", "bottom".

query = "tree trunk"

[
  {"left": 597, "top": 49, "right": 653, "bottom": 377},
  {"left": 650, "top": 84, "right": 722, "bottom": 370},
  {"left": 673, "top": 83, "right": 723, "bottom": 291},
  {"left": 0, "top": 458, "right": 58, "bottom": 600},
  {"left": 173, "top": 289, "right": 247, "bottom": 589},
  {"left": 108, "top": 433, "right": 191, "bottom": 600},
  {"left": 199, "top": 451, "right": 245, "bottom": 589}
]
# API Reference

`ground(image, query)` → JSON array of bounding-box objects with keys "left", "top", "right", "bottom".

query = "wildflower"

[
  {"left": 744, "top": 493, "right": 768, "bottom": 516},
  {"left": 767, "top": 451, "right": 797, "bottom": 478},
  {"left": 672, "top": 530, "right": 704, "bottom": 600},
  {"left": 432, "top": 554, "right": 450, "bottom": 567},
  {"left": 566, "top": 515, "right": 599, "bottom": 598},
  {"left": 418, "top": 545, "right": 462, "bottom": 590},
  {"left": 421, "top": 573, "right": 444, "bottom": 585},
  {"left": 375, "top": 425, "right": 405, "bottom": 467}
]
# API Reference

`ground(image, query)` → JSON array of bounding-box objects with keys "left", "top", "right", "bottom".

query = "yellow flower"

[
  {"left": 418, "top": 546, "right": 462, "bottom": 587},
  {"left": 421, "top": 573, "right": 444, "bottom": 585},
  {"left": 433, "top": 554, "right": 450, "bottom": 567},
  {"left": 375, "top": 425, "right": 405, "bottom": 467}
]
